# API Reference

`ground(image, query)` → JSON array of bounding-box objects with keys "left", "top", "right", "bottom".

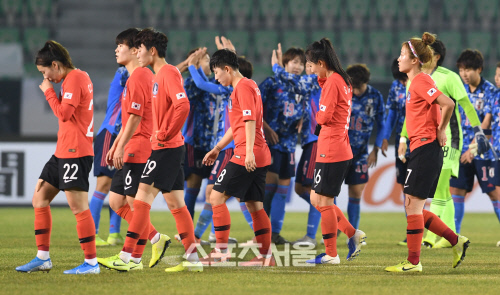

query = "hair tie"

[{"left": 407, "top": 41, "right": 423, "bottom": 66}]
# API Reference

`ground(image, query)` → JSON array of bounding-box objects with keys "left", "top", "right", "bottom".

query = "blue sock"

[
  {"left": 184, "top": 187, "right": 200, "bottom": 220},
  {"left": 108, "top": 207, "right": 121, "bottom": 234},
  {"left": 492, "top": 200, "right": 500, "bottom": 223},
  {"left": 194, "top": 203, "right": 213, "bottom": 239},
  {"left": 240, "top": 202, "right": 253, "bottom": 230},
  {"left": 264, "top": 184, "right": 277, "bottom": 215},
  {"left": 299, "top": 192, "right": 320, "bottom": 239},
  {"left": 270, "top": 184, "right": 288, "bottom": 234},
  {"left": 89, "top": 191, "right": 107, "bottom": 234},
  {"left": 347, "top": 197, "right": 361, "bottom": 229},
  {"left": 211, "top": 222, "right": 215, "bottom": 234},
  {"left": 452, "top": 194, "right": 465, "bottom": 233}
]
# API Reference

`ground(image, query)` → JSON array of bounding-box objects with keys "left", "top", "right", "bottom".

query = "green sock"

[{"left": 424, "top": 169, "right": 452, "bottom": 244}]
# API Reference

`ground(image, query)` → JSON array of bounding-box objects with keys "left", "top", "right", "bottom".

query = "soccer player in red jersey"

[
  {"left": 202, "top": 49, "right": 274, "bottom": 266},
  {"left": 102, "top": 28, "right": 201, "bottom": 273},
  {"left": 96, "top": 28, "right": 172, "bottom": 271},
  {"left": 302, "top": 39, "right": 366, "bottom": 265},
  {"left": 385, "top": 32, "right": 470, "bottom": 272},
  {"left": 16, "top": 41, "right": 99, "bottom": 274}
]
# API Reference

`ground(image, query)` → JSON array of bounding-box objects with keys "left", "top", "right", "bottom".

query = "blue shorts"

[
  {"left": 451, "top": 159, "right": 495, "bottom": 193},
  {"left": 344, "top": 153, "right": 368, "bottom": 185},
  {"left": 296, "top": 141, "right": 317, "bottom": 187},
  {"left": 269, "top": 149, "right": 296, "bottom": 179},
  {"left": 208, "top": 148, "right": 234, "bottom": 185},
  {"left": 184, "top": 143, "right": 212, "bottom": 179},
  {"left": 93, "top": 129, "right": 117, "bottom": 178},
  {"left": 395, "top": 157, "right": 408, "bottom": 185}
]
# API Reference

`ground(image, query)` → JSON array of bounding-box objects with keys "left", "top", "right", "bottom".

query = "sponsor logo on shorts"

[
  {"left": 404, "top": 185, "right": 409, "bottom": 188},
  {"left": 63, "top": 92, "right": 73, "bottom": 99},
  {"left": 131, "top": 102, "right": 141, "bottom": 110},
  {"left": 124, "top": 186, "right": 132, "bottom": 190},
  {"left": 176, "top": 92, "right": 186, "bottom": 100},
  {"left": 64, "top": 179, "right": 73, "bottom": 183},
  {"left": 427, "top": 88, "right": 437, "bottom": 96},
  {"left": 243, "top": 110, "right": 251, "bottom": 116}
]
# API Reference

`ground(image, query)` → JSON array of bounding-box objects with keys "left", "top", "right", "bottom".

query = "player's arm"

[
  {"left": 40, "top": 79, "right": 76, "bottom": 122},
  {"left": 203, "top": 127, "right": 233, "bottom": 166},
  {"left": 369, "top": 94, "right": 386, "bottom": 166},
  {"left": 259, "top": 78, "right": 279, "bottom": 145},
  {"left": 188, "top": 65, "right": 230, "bottom": 95},
  {"left": 112, "top": 114, "right": 141, "bottom": 170},
  {"left": 434, "top": 94, "right": 455, "bottom": 147},
  {"left": 315, "top": 84, "right": 338, "bottom": 126},
  {"left": 244, "top": 120, "right": 257, "bottom": 172},
  {"left": 381, "top": 85, "right": 398, "bottom": 156}
]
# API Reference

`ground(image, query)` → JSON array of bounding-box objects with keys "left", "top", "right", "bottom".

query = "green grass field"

[{"left": 2, "top": 208, "right": 500, "bottom": 294}]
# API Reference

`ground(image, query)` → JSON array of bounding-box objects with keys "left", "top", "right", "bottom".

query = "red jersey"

[
  {"left": 122, "top": 67, "right": 153, "bottom": 163},
  {"left": 228, "top": 78, "right": 271, "bottom": 167},
  {"left": 406, "top": 72, "right": 442, "bottom": 151},
  {"left": 44, "top": 69, "right": 94, "bottom": 158},
  {"left": 315, "top": 73, "right": 353, "bottom": 163},
  {"left": 151, "top": 64, "right": 190, "bottom": 150}
]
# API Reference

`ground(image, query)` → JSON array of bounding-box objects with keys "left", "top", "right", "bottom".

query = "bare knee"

[{"left": 95, "top": 176, "right": 112, "bottom": 194}]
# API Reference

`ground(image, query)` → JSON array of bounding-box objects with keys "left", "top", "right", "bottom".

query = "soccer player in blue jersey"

[
  {"left": 344, "top": 64, "right": 385, "bottom": 231},
  {"left": 451, "top": 50, "right": 500, "bottom": 238},
  {"left": 89, "top": 66, "right": 128, "bottom": 246},
  {"left": 182, "top": 48, "right": 217, "bottom": 221},
  {"left": 260, "top": 47, "right": 306, "bottom": 244}
]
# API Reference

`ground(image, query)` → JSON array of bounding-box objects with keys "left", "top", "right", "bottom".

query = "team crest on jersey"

[
  {"left": 123, "top": 86, "right": 127, "bottom": 99},
  {"left": 152, "top": 83, "right": 159, "bottom": 95},
  {"left": 427, "top": 88, "right": 437, "bottom": 96},
  {"left": 475, "top": 98, "right": 484, "bottom": 110},
  {"left": 63, "top": 92, "right": 73, "bottom": 99}
]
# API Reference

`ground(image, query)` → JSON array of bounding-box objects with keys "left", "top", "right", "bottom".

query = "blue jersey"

[
  {"left": 348, "top": 85, "right": 385, "bottom": 157},
  {"left": 260, "top": 66, "right": 305, "bottom": 153},
  {"left": 185, "top": 65, "right": 234, "bottom": 151},
  {"left": 384, "top": 79, "right": 410, "bottom": 158},
  {"left": 270, "top": 65, "right": 321, "bottom": 147},
  {"left": 461, "top": 77, "right": 497, "bottom": 159},
  {"left": 486, "top": 89, "right": 500, "bottom": 153},
  {"left": 97, "top": 67, "right": 128, "bottom": 135},
  {"left": 183, "top": 67, "right": 217, "bottom": 151}
]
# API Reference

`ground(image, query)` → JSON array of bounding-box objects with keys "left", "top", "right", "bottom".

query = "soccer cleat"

[
  {"left": 292, "top": 235, "right": 317, "bottom": 247},
  {"left": 306, "top": 253, "right": 340, "bottom": 265},
  {"left": 385, "top": 260, "right": 422, "bottom": 272},
  {"left": 208, "top": 232, "right": 238, "bottom": 244},
  {"left": 16, "top": 257, "right": 52, "bottom": 273},
  {"left": 199, "top": 248, "right": 231, "bottom": 266},
  {"left": 422, "top": 241, "right": 434, "bottom": 248},
  {"left": 176, "top": 234, "right": 210, "bottom": 246},
  {"left": 63, "top": 262, "right": 100, "bottom": 274},
  {"left": 497, "top": 241, "right": 500, "bottom": 247},
  {"left": 452, "top": 235, "right": 470, "bottom": 268},
  {"left": 165, "top": 260, "right": 203, "bottom": 273},
  {"left": 107, "top": 233, "right": 124, "bottom": 246},
  {"left": 347, "top": 229, "right": 366, "bottom": 261},
  {"left": 95, "top": 235, "right": 110, "bottom": 246},
  {"left": 129, "top": 260, "right": 143, "bottom": 271},
  {"left": 433, "top": 238, "right": 452, "bottom": 248},
  {"left": 398, "top": 238, "right": 407, "bottom": 246},
  {"left": 97, "top": 254, "right": 130, "bottom": 272},
  {"left": 149, "top": 234, "right": 171, "bottom": 268},
  {"left": 271, "top": 232, "right": 290, "bottom": 245},
  {"left": 239, "top": 255, "right": 276, "bottom": 267}
]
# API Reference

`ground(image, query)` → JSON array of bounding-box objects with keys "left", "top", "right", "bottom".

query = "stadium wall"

[{"left": 0, "top": 142, "right": 494, "bottom": 213}]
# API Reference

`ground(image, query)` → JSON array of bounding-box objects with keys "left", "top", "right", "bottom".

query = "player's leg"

[
  {"left": 395, "top": 156, "right": 409, "bottom": 246},
  {"left": 183, "top": 144, "right": 206, "bottom": 219},
  {"left": 89, "top": 176, "right": 113, "bottom": 245},
  {"left": 263, "top": 148, "right": 280, "bottom": 215},
  {"left": 449, "top": 161, "right": 473, "bottom": 235},
  {"left": 193, "top": 185, "right": 213, "bottom": 242},
  {"left": 270, "top": 151, "right": 294, "bottom": 244},
  {"left": 184, "top": 172, "right": 202, "bottom": 219},
  {"left": 486, "top": 188, "right": 500, "bottom": 223}
]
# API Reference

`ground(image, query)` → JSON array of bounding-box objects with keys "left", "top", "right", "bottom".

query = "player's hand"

[
  {"left": 271, "top": 49, "right": 279, "bottom": 67},
  {"left": 39, "top": 79, "right": 53, "bottom": 93},
  {"left": 245, "top": 152, "right": 256, "bottom": 172},
  {"left": 113, "top": 144, "right": 124, "bottom": 170},
  {"left": 264, "top": 127, "right": 279, "bottom": 146},
  {"left": 277, "top": 43, "right": 283, "bottom": 67},
  {"left": 381, "top": 139, "right": 389, "bottom": 157},
  {"left": 106, "top": 143, "right": 117, "bottom": 166},
  {"left": 398, "top": 139, "right": 407, "bottom": 163},
  {"left": 368, "top": 148, "right": 378, "bottom": 168},
  {"left": 187, "top": 50, "right": 198, "bottom": 67},
  {"left": 203, "top": 148, "right": 220, "bottom": 166},
  {"left": 437, "top": 126, "right": 447, "bottom": 147},
  {"left": 296, "top": 118, "right": 303, "bottom": 134},
  {"left": 215, "top": 36, "right": 236, "bottom": 52},
  {"left": 460, "top": 149, "right": 473, "bottom": 164}
]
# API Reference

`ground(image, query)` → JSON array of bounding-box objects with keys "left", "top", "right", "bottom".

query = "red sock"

[
  {"left": 116, "top": 204, "right": 158, "bottom": 242},
  {"left": 318, "top": 205, "right": 338, "bottom": 257},
  {"left": 171, "top": 205, "right": 196, "bottom": 254},
  {"left": 34, "top": 206, "right": 52, "bottom": 251},
  {"left": 423, "top": 209, "right": 458, "bottom": 246},
  {"left": 132, "top": 225, "right": 149, "bottom": 259},
  {"left": 122, "top": 200, "right": 150, "bottom": 254},
  {"left": 250, "top": 209, "right": 271, "bottom": 256},
  {"left": 333, "top": 205, "right": 356, "bottom": 238},
  {"left": 406, "top": 214, "right": 424, "bottom": 265},
  {"left": 212, "top": 204, "right": 231, "bottom": 250},
  {"left": 75, "top": 209, "right": 96, "bottom": 259}
]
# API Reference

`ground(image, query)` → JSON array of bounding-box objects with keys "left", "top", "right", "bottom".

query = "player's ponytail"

[
  {"left": 306, "top": 38, "right": 351, "bottom": 87},
  {"left": 35, "top": 40, "right": 75, "bottom": 69},
  {"left": 403, "top": 32, "right": 436, "bottom": 66}
]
